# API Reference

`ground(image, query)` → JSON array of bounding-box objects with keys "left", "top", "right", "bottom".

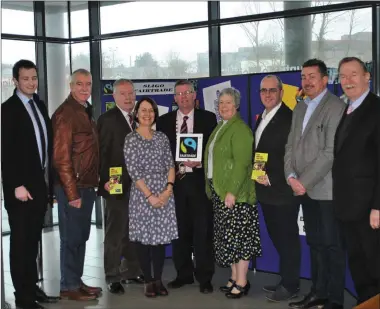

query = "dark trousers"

[
  {"left": 6, "top": 200, "right": 46, "bottom": 305},
  {"left": 55, "top": 185, "right": 95, "bottom": 291},
  {"left": 172, "top": 173, "right": 214, "bottom": 284},
  {"left": 104, "top": 195, "right": 140, "bottom": 283},
  {"left": 301, "top": 195, "right": 346, "bottom": 305},
  {"left": 261, "top": 202, "right": 301, "bottom": 292},
  {"left": 135, "top": 243, "right": 166, "bottom": 282},
  {"left": 340, "top": 217, "right": 380, "bottom": 304}
]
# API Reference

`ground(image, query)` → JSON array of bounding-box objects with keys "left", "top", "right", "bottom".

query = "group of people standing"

[{"left": 1, "top": 55, "right": 379, "bottom": 309}]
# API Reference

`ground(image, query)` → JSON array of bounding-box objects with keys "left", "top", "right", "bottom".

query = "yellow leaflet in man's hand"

[
  {"left": 109, "top": 167, "right": 123, "bottom": 195},
  {"left": 251, "top": 152, "right": 268, "bottom": 181}
]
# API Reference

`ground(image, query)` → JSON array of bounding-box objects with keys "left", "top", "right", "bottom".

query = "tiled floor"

[{"left": 2, "top": 226, "right": 357, "bottom": 309}]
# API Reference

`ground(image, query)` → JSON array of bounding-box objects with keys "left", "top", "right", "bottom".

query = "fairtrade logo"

[
  {"left": 103, "top": 83, "right": 113, "bottom": 94},
  {"left": 180, "top": 138, "right": 197, "bottom": 154}
]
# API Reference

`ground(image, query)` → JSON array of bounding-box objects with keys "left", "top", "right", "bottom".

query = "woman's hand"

[
  {"left": 224, "top": 192, "right": 236, "bottom": 208},
  {"left": 158, "top": 189, "right": 172, "bottom": 206},
  {"left": 148, "top": 195, "right": 164, "bottom": 208}
]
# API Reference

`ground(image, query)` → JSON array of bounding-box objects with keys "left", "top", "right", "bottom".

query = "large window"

[
  {"left": 1, "top": 1, "right": 34, "bottom": 36},
  {"left": 71, "top": 42, "right": 91, "bottom": 72},
  {"left": 1, "top": 40, "right": 36, "bottom": 103},
  {"left": 101, "top": 28, "right": 209, "bottom": 79},
  {"left": 221, "top": 8, "right": 372, "bottom": 75},
  {"left": 45, "top": 1, "right": 69, "bottom": 38},
  {"left": 70, "top": 1, "right": 89, "bottom": 38},
  {"left": 100, "top": 1, "right": 208, "bottom": 34}
]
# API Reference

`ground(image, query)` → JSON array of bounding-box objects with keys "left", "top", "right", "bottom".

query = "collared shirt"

[
  {"left": 255, "top": 102, "right": 282, "bottom": 148},
  {"left": 302, "top": 88, "right": 328, "bottom": 134},
  {"left": 176, "top": 109, "right": 195, "bottom": 172},
  {"left": 116, "top": 104, "right": 134, "bottom": 130},
  {"left": 17, "top": 90, "right": 48, "bottom": 168},
  {"left": 348, "top": 88, "right": 370, "bottom": 112},
  {"left": 207, "top": 120, "right": 228, "bottom": 179}
]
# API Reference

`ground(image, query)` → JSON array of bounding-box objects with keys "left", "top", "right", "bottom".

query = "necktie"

[
  {"left": 346, "top": 104, "right": 353, "bottom": 115},
  {"left": 128, "top": 113, "right": 135, "bottom": 130},
  {"left": 28, "top": 99, "right": 46, "bottom": 168},
  {"left": 180, "top": 116, "right": 189, "bottom": 133}
]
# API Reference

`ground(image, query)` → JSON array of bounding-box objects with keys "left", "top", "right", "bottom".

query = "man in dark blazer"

[
  {"left": 97, "top": 79, "right": 143, "bottom": 294},
  {"left": 253, "top": 75, "right": 301, "bottom": 302},
  {"left": 156, "top": 80, "right": 217, "bottom": 293},
  {"left": 1, "top": 60, "right": 60, "bottom": 309},
  {"left": 332, "top": 57, "right": 380, "bottom": 306}
]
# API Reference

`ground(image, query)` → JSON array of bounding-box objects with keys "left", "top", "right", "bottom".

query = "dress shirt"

[
  {"left": 177, "top": 109, "right": 195, "bottom": 172},
  {"left": 255, "top": 103, "right": 282, "bottom": 148},
  {"left": 207, "top": 120, "right": 227, "bottom": 179},
  {"left": 347, "top": 88, "right": 370, "bottom": 112},
  {"left": 17, "top": 91, "right": 48, "bottom": 168},
  {"left": 302, "top": 88, "right": 327, "bottom": 134}
]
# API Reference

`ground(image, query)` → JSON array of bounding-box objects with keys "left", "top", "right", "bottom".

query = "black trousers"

[
  {"left": 300, "top": 195, "right": 346, "bottom": 305},
  {"left": 135, "top": 243, "right": 166, "bottom": 282},
  {"left": 340, "top": 217, "right": 380, "bottom": 304},
  {"left": 6, "top": 199, "right": 46, "bottom": 305},
  {"left": 104, "top": 195, "right": 141, "bottom": 284},
  {"left": 261, "top": 202, "right": 301, "bottom": 292},
  {"left": 172, "top": 173, "right": 214, "bottom": 284}
]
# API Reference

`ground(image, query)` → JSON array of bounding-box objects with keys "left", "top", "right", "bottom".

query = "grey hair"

[
  {"left": 174, "top": 79, "right": 194, "bottom": 92},
  {"left": 218, "top": 87, "right": 241, "bottom": 109},
  {"left": 260, "top": 74, "right": 283, "bottom": 90},
  {"left": 70, "top": 68, "right": 91, "bottom": 83},
  {"left": 113, "top": 78, "right": 134, "bottom": 93}
]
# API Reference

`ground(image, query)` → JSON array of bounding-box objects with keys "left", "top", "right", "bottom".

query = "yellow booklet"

[
  {"left": 251, "top": 152, "right": 268, "bottom": 181},
  {"left": 109, "top": 167, "right": 123, "bottom": 194}
]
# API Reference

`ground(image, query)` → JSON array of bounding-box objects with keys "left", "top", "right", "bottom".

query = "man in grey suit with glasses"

[{"left": 284, "top": 59, "right": 346, "bottom": 309}]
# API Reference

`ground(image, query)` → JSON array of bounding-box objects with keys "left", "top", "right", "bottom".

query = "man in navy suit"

[{"left": 1, "top": 60, "right": 60, "bottom": 309}]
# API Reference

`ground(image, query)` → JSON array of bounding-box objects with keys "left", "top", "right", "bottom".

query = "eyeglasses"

[
  {"left": 175, "top": 90, "right": 194, "bottom": 97},
  {"left": 260, "top": 88, "right": 279, "bottom": 94}
]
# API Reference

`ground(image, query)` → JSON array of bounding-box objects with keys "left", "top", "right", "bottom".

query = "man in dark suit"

[
  {"left": 97, "top": 79, "right": 143, "bottom": 294},
  {"left": 156, "top": 80, "right": 217, "bottom": 293},
  {"left": 332, "top": 57, "right": 380, "bottom": 306},
  {"left": 1, "top": 60, "right": 60, "bottom": 309},
  {"left": 253, "top": 75, "right": 301, "bottom": 302}
]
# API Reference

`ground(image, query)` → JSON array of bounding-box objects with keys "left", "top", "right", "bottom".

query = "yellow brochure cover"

[
  {"left": 251, "top": 152, "right": 268, "bottom": 181},
  {"left": 109, "top": 167, "right": 123, "bottom": 194}
]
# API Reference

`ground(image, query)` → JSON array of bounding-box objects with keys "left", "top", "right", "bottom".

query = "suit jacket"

[
  {"left": 97, "top": 106, "right": 133, "bottom": 199},
  {"left": 156, "top": 108, "right": 217, "bottom": 180},
  {"left": 253, "top": 103, "right": 296, "bottom": 206},
  {"left": 332, "top": 91, "right": 380, "bottom": 222},
  {"left": 284, "top": 90, "right": 345, "bottom": 200},
  {"left": 204, "top": 113, "right": 256, "bottom": 204},
  {"left": 1, "top": 90, "right": 53, "bottom": 209}
]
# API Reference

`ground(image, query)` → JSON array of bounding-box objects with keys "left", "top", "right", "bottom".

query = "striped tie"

[
  {"left": 346, "top": 105, "right": 353, "bottom": 115},
  {"left": 181, "top": 116, "right": 189, "bottom": 133}
]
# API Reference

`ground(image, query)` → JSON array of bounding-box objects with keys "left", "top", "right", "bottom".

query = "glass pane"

[
  {"left": 71, "top": 42, "right": 91, "bottom": 72},
  {"left": 220, "top": 1, "right": 348, "bottom": 19},
  {"left": 101, "top": 28, "right": 209, "bottom": 79},
  {"left": 45, "top": 1, "right": 69, "bottom": 38},
  {"left": 1, "top": 1, "right": 34, "bottom": 36},
  {"left": 100, "top": 1, "right": 208, "bottom": 34},
  {"left": 70, "top": 1, "right": 89, "bottom": 38},
  {"left": 1, "top": 40, "right": 36, "bottom": 103},
  {"left": 220, "top": 8, "right": 372, "bottom": 75},
  {"left": 46, "top": 43, "right": 70, "bottom": 116}
]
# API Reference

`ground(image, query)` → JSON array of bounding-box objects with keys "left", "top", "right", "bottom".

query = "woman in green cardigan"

[{"left": 204, "top": 87, "right": 262, "bottom": 299}]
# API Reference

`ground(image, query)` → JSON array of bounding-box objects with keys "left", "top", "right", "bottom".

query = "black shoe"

[
  {"left": 323, "top": 302, "right": 343, "bottom": 309},
  {"left": 168, "top": 278, "right": 194, "bottom": 289},
  {"left": 16, "top": 301, "right": 45, "bottom": 309},
  {"left": 265, "top": 285, "right": 298, "bottom": 302},
  {"left": 155, "top": 280, "right": 169, "bottom": 296},
  {"left": 263, "top": 283, "right": 281, "bottom": 293},
  {"left": 288, "top": 292, "right": 328, "bottom": 309},
  {"left": 225, "top": 281, "right": 250, "bottom": 299},
  {"left": 200, "top": 281, "right": 213, "bottom": 294},
  {"left": 219, "top": 278, "right": 236, "bottom": 293},
  {"left": 35, "top": 286, "right": 60, "bottom": 303},
  {"left": 121, "top": 275, "right": 145, "bottom": 284},
  {"left": 108, "top": 282, "right": 125, "bottom": 295}
]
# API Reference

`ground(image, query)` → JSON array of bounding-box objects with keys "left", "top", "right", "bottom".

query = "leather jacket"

[{"left": 52, "top": 94, "right": 99, "bottom": 201}]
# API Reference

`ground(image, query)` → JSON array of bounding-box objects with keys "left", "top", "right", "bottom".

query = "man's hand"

[
  {"left": 225, "top": 192, "right": 236, "bottom": 209},
  {"left": 69, "top": 198, "right": 82, "bottom": 208},
  {"left": 15, "top": 186, "right": 33, "bottom": 202},
  {"left": 288, "top": 177, "right": 306, "bottom": 196},
  {"left": 370, "top": 209, "right": 380, "bottom": 229},
  {"left": 104, "top": 181, "right": 111, "bottom": 192},
  {"left": 183, "top": 161, "right": 201, "bottom": 168},
  {"left": 256, "top": 175, "right": 270, "bottom": 186}
]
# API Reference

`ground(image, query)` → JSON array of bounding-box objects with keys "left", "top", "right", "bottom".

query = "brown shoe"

[
  {"left": 155, "top": 280, "right": 168, "bottom": 296},
  {"left": 80, "top": 281, "right": 102, "bottom": 296},
  {"left": 144, "top": 282, "right": 157, "bottom": 298},
  {"left": 60, "top": 289, "right": 98, "bottom": 301}
]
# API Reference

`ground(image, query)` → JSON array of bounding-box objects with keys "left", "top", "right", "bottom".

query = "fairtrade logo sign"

[{"left": 175, "top": 133, "right": 203, "bottom": 162}]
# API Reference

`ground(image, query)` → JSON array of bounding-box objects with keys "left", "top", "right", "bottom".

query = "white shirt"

[
  {"left": 207, "top": 120, "right": 227, "bottom": 179},
  {"left": 176, "top": 109, "right": 195, "bottom": 172},
  {"left": 116, "top": 104, "right": 134, "bottom": 131},
  {"left": 255, "top": 103, "right": 282, "bottom": 148}
]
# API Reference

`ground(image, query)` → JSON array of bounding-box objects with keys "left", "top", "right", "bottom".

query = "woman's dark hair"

[{"left": 134, "top": 96, "right": 159, "bottom": 124}]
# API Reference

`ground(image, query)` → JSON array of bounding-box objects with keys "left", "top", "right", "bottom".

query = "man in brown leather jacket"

[{"left": 52, "top": 68, "right": 102, "bottom": 301}]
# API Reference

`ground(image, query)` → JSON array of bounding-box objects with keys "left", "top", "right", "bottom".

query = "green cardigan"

[{"left": 204, "top": 113, "right": 256, "bottom": 205}]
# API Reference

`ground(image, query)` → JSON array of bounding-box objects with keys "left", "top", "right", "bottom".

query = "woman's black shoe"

[
  {"left": 155, "top": 280, "right": 169, "bottom": 296},
  {"left": 225, "top": 281, "right": 251, "bottom": 299},
  {"left": 219, "top": 278, "right": 236, "bottom": 293}
]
